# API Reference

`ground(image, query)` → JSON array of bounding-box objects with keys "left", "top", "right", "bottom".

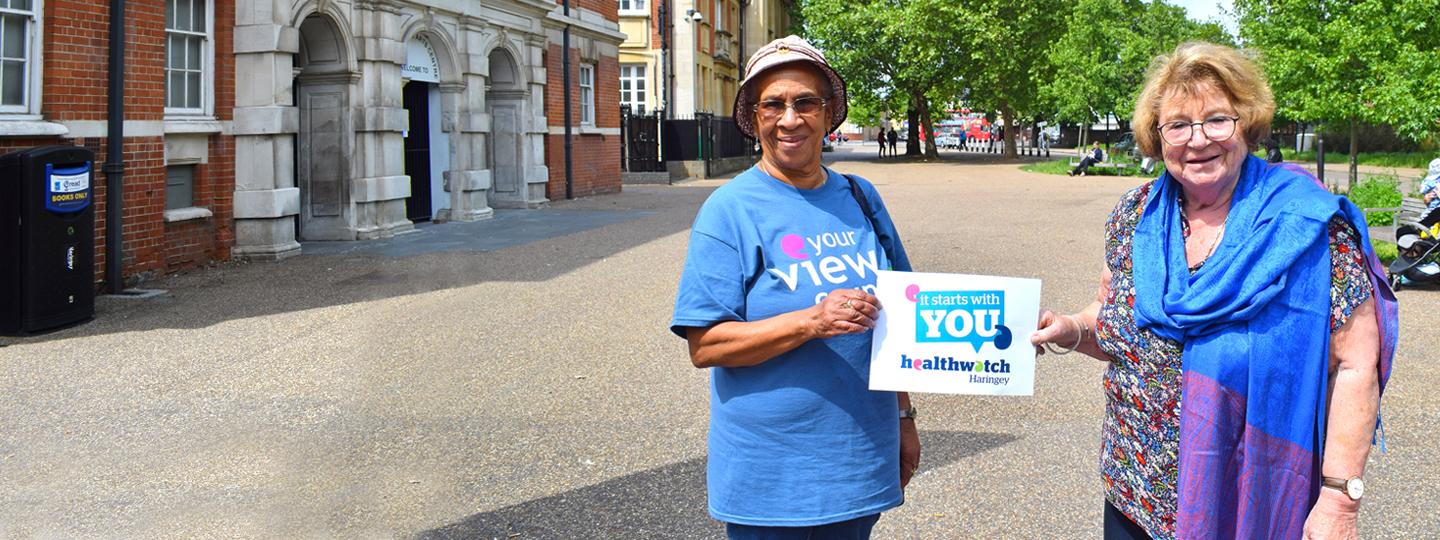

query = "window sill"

[
  {"left": 0, "top": 119, "right": 70, "bottom": 137},
  {"left": 164, "top": 118, "right": 224, "bottom": 134},
  {"left": 618, "top": 9, "right": 648, "bottom": 16},
  {"left": 164, "top": 206, "right": 213, "bottom": 223}
]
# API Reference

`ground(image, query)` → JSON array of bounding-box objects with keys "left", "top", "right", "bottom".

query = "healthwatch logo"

[{"left": 907, "top": 285, "right": 1013, "bottom": 353}]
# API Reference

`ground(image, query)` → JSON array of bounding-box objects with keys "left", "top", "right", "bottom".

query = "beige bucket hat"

[{"left": 732, "top": 35, "right": 848, "bottom": 139}]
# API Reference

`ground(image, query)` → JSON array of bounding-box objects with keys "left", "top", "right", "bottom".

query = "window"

[
  {"left": 165, "top": 0, "right": 209, "bottom": 112},
  {"left": 620, "top": 64, "right": 646, "bottom": 115},
  {"left": 0, "top": 0, "right": 36, "bottom": 112},
  {"left": 714, "top": 0, "right": 724, "bottom": 32},
  {"left": 579, "top": 64, "right": 594, "bottom": 125},
  {"left": 618, "top": 0, "right": 646, "bottom": 14},
  {"left": 166, "top": 165, "right": 195, "bottom": 210}
]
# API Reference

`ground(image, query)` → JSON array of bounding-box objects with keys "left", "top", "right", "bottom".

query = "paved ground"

[{"left": 2, "top": 146, "right": 1436, "bottom": 539}]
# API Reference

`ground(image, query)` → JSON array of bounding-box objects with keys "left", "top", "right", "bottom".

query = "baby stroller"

[{"left": 1388, "top": 206, "right": 1440, "bottom": 291}]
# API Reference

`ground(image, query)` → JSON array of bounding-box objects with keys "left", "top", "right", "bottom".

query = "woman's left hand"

[
  {"left": 899, "top": 419, "right": 920, "bottom": 489},
  {"left": 1302, "top": 490, "right": 1360, "bottom": 539}
]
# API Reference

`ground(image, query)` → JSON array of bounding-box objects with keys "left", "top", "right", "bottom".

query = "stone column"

[
  {"left": 439, "top": 17, "right": 494, "bottom": 222},
  {"left": 350, "top": 0, "right": 413, "bottom": 239},
  {"left": 522, "top": 35, "right": 551, "bottom": 206},
  {"left": 231, "top": 0, "right": 302, "bottom": 260}
]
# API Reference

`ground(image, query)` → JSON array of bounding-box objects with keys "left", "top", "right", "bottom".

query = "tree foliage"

[
  {"left": 1235, "top": 0, "right": 1440, "bottom": 144},
  {"left": 954, "top": 0, "right": 1069, "bottom": 157},
  {"left": 1042, "top": 0, "right": 1231, "bottom": 135},
  {"left": 802, "top": 0, "right": 970, "bottom": 158}
]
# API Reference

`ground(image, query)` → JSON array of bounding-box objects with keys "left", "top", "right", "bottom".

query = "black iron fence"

[{"left": 622, "top": 108, "right": 753, "bottom": 173}]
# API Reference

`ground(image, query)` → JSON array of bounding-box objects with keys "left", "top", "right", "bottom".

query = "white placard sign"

[{"left": 868, "top": 270, "right": 1041, "bottom": 396}]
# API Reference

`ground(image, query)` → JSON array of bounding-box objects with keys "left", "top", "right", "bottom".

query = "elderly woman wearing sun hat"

[{"left": 670, "top": 35, "right": 919, "bottom": 539}]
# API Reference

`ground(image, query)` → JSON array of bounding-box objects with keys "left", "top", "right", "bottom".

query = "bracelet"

[{"left": 1043, "top": 314, "right": 1087, "bottom": 355}]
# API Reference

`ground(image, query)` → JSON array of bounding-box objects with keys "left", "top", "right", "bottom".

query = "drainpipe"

[
  {"left": 562, "top": 0, "right": 574, "bottom": 199},
  {"left": 105, "top": 0, "right": 126, "bottom": 293},
  {"left": 738, "top": 0, "right": 746, "bottom": 78}
]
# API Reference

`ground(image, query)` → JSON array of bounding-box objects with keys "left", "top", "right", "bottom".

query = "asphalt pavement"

[{"left": 1, "top": 145, "right": 1435, "bottom": 539}]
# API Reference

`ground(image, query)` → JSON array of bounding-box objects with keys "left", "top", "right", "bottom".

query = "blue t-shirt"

[{"left": 670, "top": 166, "right": 912, "bottom": 526}]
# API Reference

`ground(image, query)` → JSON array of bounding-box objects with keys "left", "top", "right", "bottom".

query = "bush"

[
  {"left": 1345, "top": 176, "right": 1403, "bottom": 226},
  {"left": 1372, "top": 240, "right": 1397, "bottom": 265}
]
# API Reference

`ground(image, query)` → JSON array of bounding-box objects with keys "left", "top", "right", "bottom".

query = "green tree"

[
  {"left": 802, "top": 0, "right": 969, "bottom": 159},
  {"left": 1043, "top": 0, "right": 1230, "bottom": 148},
  {"left": 956, "top": 0, "right": 1069, "bottom": 158},
  {"left": 1235, "top": 0, "right": 1440, "bottom": 187}
]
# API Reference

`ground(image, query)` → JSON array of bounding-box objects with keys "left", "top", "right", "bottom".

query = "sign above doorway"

[{"left": 401, "top": 35, "right": 440, "bottom": 83}]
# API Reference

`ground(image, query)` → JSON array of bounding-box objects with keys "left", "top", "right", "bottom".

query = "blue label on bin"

[{"left": 45, "top": 162, "right": 92, "bottom": 213}]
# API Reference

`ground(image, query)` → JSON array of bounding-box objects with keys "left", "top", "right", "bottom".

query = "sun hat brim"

[{"left": 732, "top": 36, "right": 848, "bottom": 140}]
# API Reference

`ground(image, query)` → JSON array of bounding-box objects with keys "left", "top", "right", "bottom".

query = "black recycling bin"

[{"left": 1, "top": 146, "right": 97, "bottom": 335}]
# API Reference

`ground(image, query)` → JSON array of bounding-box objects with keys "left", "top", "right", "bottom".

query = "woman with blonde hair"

[{"left": 1031, "top": 41, "right": 1398, "bottom": 539}]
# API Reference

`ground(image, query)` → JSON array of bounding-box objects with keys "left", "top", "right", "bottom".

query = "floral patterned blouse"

[{"left": 1094, "top": 182, "right": 1375, "bottom": 539}]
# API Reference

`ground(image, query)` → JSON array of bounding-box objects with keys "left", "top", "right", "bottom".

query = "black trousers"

[
  {"left": 1103, "top": 501, "right": 1152, "bottom": 540},
  {"left": 1072, "top": 157, "right": 1099, "bottom": 175}
]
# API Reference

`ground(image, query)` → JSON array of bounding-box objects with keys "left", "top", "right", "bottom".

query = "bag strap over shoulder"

[{"left": 843, "top": 173, "right": 898, "bottom": 266}]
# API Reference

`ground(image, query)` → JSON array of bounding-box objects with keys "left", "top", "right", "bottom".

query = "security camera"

[{"left": 686, "top": 9, "right": 703, "bottom": 22}]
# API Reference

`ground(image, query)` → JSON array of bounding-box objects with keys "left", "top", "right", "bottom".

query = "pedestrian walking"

[
  {"left": 1031, "top": 41, "right": 1397, "bottom": 540},
  {"left": 673, "top": 35, "right": 918, "bottom": 540},
  {"left": 877, "top": 129, "right": 887, "bottom": 158},
  {"left": 887, "top": 128, "right": 898, "bottom": 155}
]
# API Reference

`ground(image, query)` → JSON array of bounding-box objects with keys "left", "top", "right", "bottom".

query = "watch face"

[{"left": 1347, "top": 478, "right": 1365, "bottom": 500}]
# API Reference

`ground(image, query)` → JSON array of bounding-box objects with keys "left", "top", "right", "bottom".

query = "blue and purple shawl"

[{"left": 1132, "top": 155, "right": 1399, "bottom": 538}]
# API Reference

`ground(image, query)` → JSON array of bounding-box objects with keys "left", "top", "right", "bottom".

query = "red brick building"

[
  {"left": 1, "top": 0, "right": 236, "bottom": 286},
  {"left": 544, "top": 14, "right": 624, "bottom": 200}
]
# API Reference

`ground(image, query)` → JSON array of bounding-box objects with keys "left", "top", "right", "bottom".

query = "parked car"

[
  {"left": 1113, "top": 132, "right": 1137, "bottom": 156},
  {"left": 936, "top": 133, "right": 962, "bottom": 149}
]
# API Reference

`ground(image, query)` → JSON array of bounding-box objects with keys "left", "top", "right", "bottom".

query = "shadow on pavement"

[
  {"left": 8, "top": 186, "right": 717, "bottom": 343},
  {"left": 417, "top": 430, "right": 1017, "bottom": 540}
]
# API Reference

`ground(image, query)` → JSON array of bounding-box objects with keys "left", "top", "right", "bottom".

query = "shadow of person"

[{"left": 418, "top": 430, "right": 1018, "bottom": 540}]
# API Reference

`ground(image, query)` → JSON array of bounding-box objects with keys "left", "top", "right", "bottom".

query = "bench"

[
  {"left": 1067, "top": 158, "right": 1132, "bottom": 176},
  {"left": 1363, "top": 197, "right": 1428, "bottom": 241}
]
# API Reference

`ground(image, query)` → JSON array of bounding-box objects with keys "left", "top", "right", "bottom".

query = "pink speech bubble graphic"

[
  {"left": 780, "top": 234, "right": 808, "bottom": 259},
  {"left": 905, "top": 284, "right": 920, "bottom": 302}
]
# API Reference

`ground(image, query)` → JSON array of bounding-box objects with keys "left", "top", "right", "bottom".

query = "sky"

[{"left": 1170, "top": 0, "right": 1240, "bottom": 36}]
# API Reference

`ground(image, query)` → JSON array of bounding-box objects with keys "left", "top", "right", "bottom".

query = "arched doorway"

[
  {"left": 485, "top": 48, "right": 526, "bottom": 207},
  {"left": 401, "top": 34, "right": 450, "bottom": 223},
  {"left": 293, "top": 14, "right": 354, "bottom": 240}
]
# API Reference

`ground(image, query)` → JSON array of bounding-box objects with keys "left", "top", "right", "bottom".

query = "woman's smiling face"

[
  {"left": 1158, "top": 81, "right": 1249, "bottom": 192},
  {"left": 753, "top": 65, "right": 832, "bottom": 174}
]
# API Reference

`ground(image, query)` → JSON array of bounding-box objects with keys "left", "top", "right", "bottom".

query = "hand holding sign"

[{"left": 812, "top": 289, "right": 881, "bottom": 338}]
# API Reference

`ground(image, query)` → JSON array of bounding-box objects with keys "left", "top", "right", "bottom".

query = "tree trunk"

[
  {"left": 906, "top": 102, "right": 921, "bottom": 156},
  {"left": 1349, "top": 117, "right": 1359, "bottom": 189},
  {"left": 918, "top": 91, "right": 938, "bottom": 159},
  {"left": 1001, "top": 102, "right": 1017, "bottom": 159}
]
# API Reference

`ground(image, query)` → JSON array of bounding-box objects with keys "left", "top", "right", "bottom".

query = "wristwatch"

[
  {"left": 899, "top": 406, "right": 918, "bottom": 421},
  {"left": 1322, "top": 476, "right": 1365, "bottom": 501}
]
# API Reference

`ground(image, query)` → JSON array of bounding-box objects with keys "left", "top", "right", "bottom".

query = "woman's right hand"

[
  {"left": 1030, "top": 308, "right": 1082, "bottom": 355},
  {"left": 810, "top": 289, "right": 882, "bottom": 339}
]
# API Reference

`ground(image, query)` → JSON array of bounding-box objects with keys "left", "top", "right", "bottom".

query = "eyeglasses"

[
  {"left": 1157, "top": 115, "right": 1240, "bottom": 146},
  {"left": 754, "top": 96, "right": 827, "bottom": 120}
]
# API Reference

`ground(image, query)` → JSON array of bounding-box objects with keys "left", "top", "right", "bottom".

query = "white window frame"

[
  {"left": 164, "top": 0, "right": 213, "bottom": 117},
  {"left": 618, "top": 0, "right": 647, "bottom": 16},
  {"left": 713, "top": 0, "right": 724, "bottom": 32},
  {"left": 0, "top": 0, "right": 42, "bottom": 118},
  {"left": 619, "top": 64, "right": 646, "bottom": 115},
  {"left": 579, "top": 64, "right": 595, "bottom": 126}
]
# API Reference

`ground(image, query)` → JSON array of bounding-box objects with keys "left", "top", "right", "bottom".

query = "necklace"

[{"left": 1192, "top": 215, "right": 1228, "bottom": 268}]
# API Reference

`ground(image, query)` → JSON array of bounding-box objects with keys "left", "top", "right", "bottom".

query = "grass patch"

[
  {"left": 1256, "top": 150, "right": 1433, "bottom": 169},
  {"left": 1020, "top": 158, "right": 1149, "bottom": 177},
  {"left": 1373, "top": 239, "right": 1397, "bottom": 265}
]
